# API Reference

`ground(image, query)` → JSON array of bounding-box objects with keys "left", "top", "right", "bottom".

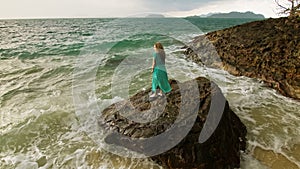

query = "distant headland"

[
  {"left": 189, "top": 11, "right": 265, "bottom": 19},
  {"left": 145, "top": 14, "right": 165, "bottom": 18}
]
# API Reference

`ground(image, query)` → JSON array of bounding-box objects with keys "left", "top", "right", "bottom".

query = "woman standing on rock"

[{"left": 150, "top": 42, "right": 172, "bottom": 98}]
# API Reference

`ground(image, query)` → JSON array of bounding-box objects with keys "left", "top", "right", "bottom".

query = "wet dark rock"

[
  {"left": 99, "top": 77, "right": 247, "bottom": 169},
  {"left": 184, "top": 17, "right": 300, "bottom": 100}
]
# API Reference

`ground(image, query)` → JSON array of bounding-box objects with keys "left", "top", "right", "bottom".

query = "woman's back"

[{"left": 153, "top": 52, "right": 166, "bottom": 71}]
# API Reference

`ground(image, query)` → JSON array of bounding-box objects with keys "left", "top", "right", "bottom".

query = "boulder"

[{"left": 98, "top": 77, "right": 247, "bottom": 169}]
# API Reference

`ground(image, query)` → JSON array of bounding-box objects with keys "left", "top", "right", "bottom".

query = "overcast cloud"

[{"left": 0, "top": 0, "right": 279, "bottom": 19}]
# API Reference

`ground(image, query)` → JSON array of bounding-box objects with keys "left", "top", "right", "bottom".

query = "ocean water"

[{"left": 0, "top": 17, "right": 299, "bottom": 169}]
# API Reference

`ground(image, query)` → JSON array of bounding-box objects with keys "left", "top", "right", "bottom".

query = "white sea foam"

[
  {"left": 1, "top": 18, "right": 300, "bottom": 168},
  {"left": 240, "top": 153, "right": 269, "bottom": 169}
]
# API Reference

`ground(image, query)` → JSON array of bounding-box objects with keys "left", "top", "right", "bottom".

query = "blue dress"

[{"left": 152, "top": 52, "right": 172, "bottom": 93}]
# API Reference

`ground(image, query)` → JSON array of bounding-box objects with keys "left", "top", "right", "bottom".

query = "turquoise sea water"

[{"left": 0, "top": 18, "right": 299, "bottom": 169}]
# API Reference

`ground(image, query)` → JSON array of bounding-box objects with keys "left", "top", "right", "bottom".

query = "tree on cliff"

[{"left": 275, "top": 0, "right": 300, "bottom": 17}]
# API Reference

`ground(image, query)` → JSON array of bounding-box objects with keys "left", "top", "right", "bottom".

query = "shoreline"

[{"left": 185, "top": 17, "right": 300, "bottom": 101}]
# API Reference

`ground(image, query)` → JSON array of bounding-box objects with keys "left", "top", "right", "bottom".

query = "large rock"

[
  {"left": 184, "top": 17, "right": 300, "bottom": 100},
  {"left": 98, "top": 77, "right": 247, "bottom": 169}
]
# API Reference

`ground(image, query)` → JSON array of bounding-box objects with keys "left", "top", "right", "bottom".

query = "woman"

[{"left": 150, "top": 42, "right": 172, "bottom": 98}]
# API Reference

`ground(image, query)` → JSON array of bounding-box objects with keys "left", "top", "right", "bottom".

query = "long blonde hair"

[{"left": 154, "top": 42, "right": 166, "bottom": 63}]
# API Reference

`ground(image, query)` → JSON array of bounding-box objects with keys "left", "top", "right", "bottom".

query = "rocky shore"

[
  {"left": 99, "top": 77, "right": 247, "bottom": 169},
  {"left": 184, "top": 17, "right": 300, "bottom": 100}
]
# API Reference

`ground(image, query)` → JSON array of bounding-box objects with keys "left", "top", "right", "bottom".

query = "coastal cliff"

[
  {"left": 185, "top": 17, "right": 300, "bottom": 100},
  {"left": 99, "top": 77, "right": 247, "bottom": 169}
]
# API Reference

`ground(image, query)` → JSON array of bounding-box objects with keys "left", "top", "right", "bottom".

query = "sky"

[{"left": 0, "top": 0, "right": 283, "bottom": 19}]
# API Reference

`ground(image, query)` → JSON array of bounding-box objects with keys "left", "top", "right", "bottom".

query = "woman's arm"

[{"left": 151, "top": 57, "right": 156, "bottom": 73}]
